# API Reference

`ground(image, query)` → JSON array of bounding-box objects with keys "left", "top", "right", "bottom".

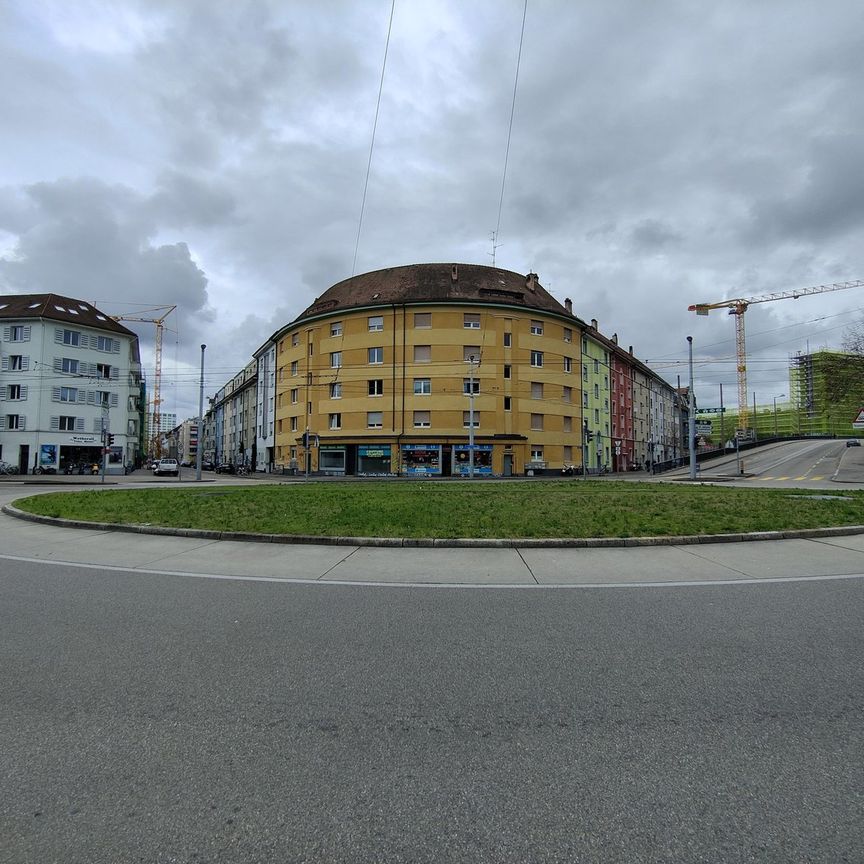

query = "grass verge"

[{"left": 12, "top": 482, "right": 864, "bottom": 539}]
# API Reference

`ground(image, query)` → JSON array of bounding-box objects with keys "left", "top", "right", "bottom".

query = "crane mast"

[
  {"left": 109, "top": 305, "right": 177, "bottom": 457},
  {"left": 689, "top": 280, "right": 863, "bottom": 434}
]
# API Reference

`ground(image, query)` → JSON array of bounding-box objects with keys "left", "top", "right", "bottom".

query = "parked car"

[
  {"left": 215, "top": 462, "right": 235, "bottom": 474},
  {"left": 153, "top": 458, "right": 180, "bottom": 476},
  {"left": 202, "top": 460, "right": 216, "bottom": 471},
  {"left": 846, "top": 439, "right": 861, "bottom": 447}
]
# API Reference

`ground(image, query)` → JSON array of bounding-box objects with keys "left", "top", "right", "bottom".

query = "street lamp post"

[
  {"left": 467, "top": 354, "right": 478, "bottom": 478},
  {"left": 196, "top": 344, "right": 206, "bottom": 482},
  {"left": 687, "top": 336, "right": 696, "bottom": 481},
  {"left": 773, "top": 393, "right": 785, "bottom": 438}
]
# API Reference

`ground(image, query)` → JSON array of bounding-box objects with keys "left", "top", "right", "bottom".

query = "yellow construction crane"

[
  {"left": 689, "top": 281, "right": 863, "bottom": 433},
  {"left": 109, "top": 305, "right": 177, "bottom": 456}
]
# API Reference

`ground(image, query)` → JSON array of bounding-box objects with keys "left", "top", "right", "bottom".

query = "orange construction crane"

[
  {"left": 689, "top": 281, "right": 863, "bottom": 433},
  {"left": 110, "top": 305, "right": 177, "bottom": 456}
]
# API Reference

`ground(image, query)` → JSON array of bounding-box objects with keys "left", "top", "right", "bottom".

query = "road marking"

[{"left": 3, "top": 552, "right": 864, "bottom": 590}]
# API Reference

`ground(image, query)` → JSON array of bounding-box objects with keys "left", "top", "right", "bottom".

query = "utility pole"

[
  {"left": 687, "top": 336, "right": 696, "bottom": 480},
  {"left": 196, "top": 344, "right": 205, "bottom": 482},
  {"left": 467, "top": 354, "right": 477, "bottom": 478}
]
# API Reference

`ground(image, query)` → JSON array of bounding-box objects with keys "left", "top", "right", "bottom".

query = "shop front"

[
  {"left": 57, "top": 434, "right": 104, "bottom": 474},
  {"left": 357, "top": 444, "right": 393, "bottom": 476},
  {"left": 401, "top": 444, "right": 441, "bottom": 476},
  {"left": 319, "top": 445, "right": 346, "bottom": 476},
  {"left": 453, "top": 443, "right": 493, "bottom": 476}
]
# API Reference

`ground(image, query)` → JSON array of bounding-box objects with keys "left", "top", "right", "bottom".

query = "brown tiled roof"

[
  {"left": 293, "top": 263, "right": 576, "bottom": 324},
  {"left": 0, "top": 293, "right": 136, "bottom": 337}
]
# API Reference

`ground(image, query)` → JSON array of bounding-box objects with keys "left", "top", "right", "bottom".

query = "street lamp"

[
  {"left": 687, "top": 336, "right": 696, "bottom": 481},
  {"left": 466, "top": 354, "right": 478, "bottom": 478},
  {"left": 196, "top": 344, "right": 206, "bottom": 481},
  {"left": 773, "top": 393, "right": 786, "bottom": 438}
]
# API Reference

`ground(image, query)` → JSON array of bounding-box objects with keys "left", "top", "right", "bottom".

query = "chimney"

[
  {"left": 629, "top": 345, "right": 633, "bottom": 355},
  {"left": 590, "top": 318, "right": 598, "bottom": 330},
  {"left": 611, "top": 333, "right": 618, "bottom": 345},
  {"left": 451, "top": 264, "right": 458, "bottom": 282},
  {"left": 564, "top": 297, "right": 572, "bottom": 314},
  {"left": 526, "top": 273, "right": 537, "bottom": 292}
]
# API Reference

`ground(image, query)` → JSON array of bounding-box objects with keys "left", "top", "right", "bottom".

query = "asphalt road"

[{"left": 2, "top": 558, "right": 862, "bottom": 863}]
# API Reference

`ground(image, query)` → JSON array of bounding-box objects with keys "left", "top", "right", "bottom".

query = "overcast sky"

[{"left": 2, "top": 0, "right": 863, "bottom": 420}]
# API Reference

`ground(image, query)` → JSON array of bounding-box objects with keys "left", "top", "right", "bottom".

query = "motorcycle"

[{"left": 34, "top": 465, "right": 57, "bottom": 475}]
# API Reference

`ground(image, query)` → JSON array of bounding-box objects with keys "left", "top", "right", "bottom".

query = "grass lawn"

[{"left": 12, "top": 481, "right": 864, "bottom": 539}]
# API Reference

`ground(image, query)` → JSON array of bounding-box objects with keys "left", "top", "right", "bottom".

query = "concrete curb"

[{"left": 4, "top": 502, "right": 864, "bottom": 549}]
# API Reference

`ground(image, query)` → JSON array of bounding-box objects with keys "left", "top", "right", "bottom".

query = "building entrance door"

[
  {"left": 503, "top": 453, "right": 513, "bottom": 476},
  {"left": 19, "top": 444, "right": 29, "bottom": 475}
]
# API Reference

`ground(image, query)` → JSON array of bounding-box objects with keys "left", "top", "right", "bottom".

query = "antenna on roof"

[{"left": 487, "top": 230, "right": 503, "bottom": 267}]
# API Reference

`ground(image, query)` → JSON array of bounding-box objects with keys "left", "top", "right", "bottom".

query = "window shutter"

[
  {"left": 87, "top": 391, "right": 95, "bottom": 405},
  {"left": 111, "top": 393, "right": 119, "bottom": 407},
  {"left": 93, "top": 418, "right": 102, "bottom": 433},
  {"left": 18, "top": 415, "right": 25, "bottom": 430},
  {"left": 75, "top": 417, "right": 85, "bottom": 432},
  {"left": 0, "top": 417, "right": 4, "bottom": 430},
  {"left": 20, "top": 386, "right": 27, "bottom": 400},
  {"left": 77, "top": 389, "right": 86, "bottom": 404},
  {"left": 112, "top": 339, "right": 120, "bottom": 354},
  {"left": 2, "top": 326, "right": 10, "bottom": 341},
  {"left": 0, "top": 388, "right": 6, "bottom": 401},
  {"left": 52, "top": 387, "right": 61, "bottom": 401},
  {"left": 55, "top": 329, "right": 63, "bottom": 344},
  {"left": 22, "top": 326, "right": 30, "bottom": 341},
  {"left": 110, "top": 366, "right": 119, "bottom": 380},
  {"left": 79, "top": 333, "right": 88, "bottom": 349},
  {"left": 50, "top": 416, "right": 60, "bottom": 431},
  {"left": 22, "top": 356, "right": 29, "bottom": 371},
  {"left": 53, "top": 357, "right": 62, "bottom": 372},
  {"left": 0, "top": 357, "right": 7, "bottom": 372}
]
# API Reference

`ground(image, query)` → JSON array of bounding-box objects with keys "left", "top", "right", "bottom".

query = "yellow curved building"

[{"left": 272, "top": 263, "right": 590, "bottom": 477}]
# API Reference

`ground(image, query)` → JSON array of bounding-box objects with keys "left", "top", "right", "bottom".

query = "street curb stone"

[{"left": 5, "top": 502, "right": 864, "bottom": 548}]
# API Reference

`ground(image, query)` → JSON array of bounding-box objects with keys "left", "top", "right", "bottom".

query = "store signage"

[{"left": 69, "top": 434, "right": 98, "bottom": 444}]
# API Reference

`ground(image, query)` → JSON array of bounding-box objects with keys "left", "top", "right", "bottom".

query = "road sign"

[
  {"left": 696, "top": 408, "right": 725, "bottom": 414},
  {"left": 695, "top": 421, "right": 712, "bottom": 435},
  {"left": 853, "top": 409, "right": 864, "bottom": 430}
]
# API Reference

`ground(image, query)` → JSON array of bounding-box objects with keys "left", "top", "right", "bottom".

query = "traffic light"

[{"left": 107, "top": 434, "right": 115, "bottom": 446}]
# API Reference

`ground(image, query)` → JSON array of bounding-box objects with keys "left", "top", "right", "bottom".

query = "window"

[
  {"left": 563, "top": 416, "right": 573, "bottom": 433},
  {"left": 594, "top": 383, "right": 599, "bottom": 398},
  {"left": 96, "top": 363, "right": 111, "bottom": 379},
  {"left": 413, "top": 345, "right": 431, "bottom": 363},
  {"left": 463, "top": 378, "right": 480, "bottom": 395},
  {"left": 291, "top": 388, "right": 298, "bottom": 404},
  {"left": 61, "top": 329, "right": 79, "bottom": 346},
  {"left": 307, "top": 372, "right": 313, "bottom": 385},
  {"left": 464, "top": 313, "right": 480, "bottom": 329},
  {"left": 413, "top": 410, "right": 430, "bottom": 428},
  {"left": 309, "top": 343, "right": 314, "bottom": 356},
  {"left": 368, "top": 316, "right": 384, "bottom": 332},
  {"left": 530, "top": 446, "right": 544, "bottom": 463},
  {"left": 531, "top": 413, "right": 544, "bottom": 430},
  {"left": 368, "top": 347, "right": 383, "bottom": 364},
  {"left": 96, "top": 335, "right": 115, "bottom": 352},
  {"left": 61, "top": 358, "right": 79, "bottom": 374},
  {"left": 531, "top": 382, "right": 543, "bottom": 399},
  {"left": 368, "top": 379, "right": 383, "bottom": 396},
  {"left": 563, "top": 386, "right": 572, "bottom": 403},
  {"left": 329, "top": 413, "right": 341, "bottom": 430},
  {"left": 582, "top": 337, "right": 588, "bottom": 354},
  {"left": 504, "top": 396, "right": 511, "bottom": 411},
  {"left": 604, "top": 375, "right": 609, "bottom": 388},
  {"left": 413, "top": 378, "right": 431, "bottom": 395},
  {"left": 290, "top": 361, "right": 298, "bottom": 376},
  {"left": 290, "top": 416, "right": 298, "bottom": 432},
  {"left": 604, "top": 399, "right": 609, "bottom": 411},
  {"left": 563, "top": 445, "right": 573, "bottom": 461},
  {"left": 462, "top": 411, "right": 480, "bottom": 428},
  {"left": 594, "top": 359, "right": 600, "bottom": 374},
  {"left": 563, "top": 327, "right": 572, "bottom": 343},
  {"left": 564, "top": 356, "right": 572, "bottom": 373},
  {"left": 7, "top": 384, "right": 22, "bottom": 400},
  {"left": 582, "top": 366, "right": 588, "bottom": 382},
  {"left": 330, "top": 321, "right": 343, "bottom": 337},
  {"left": 6, "top": 414, "right": 21, "bottom": 430},
  {"left": 10, "top": 355, "right": 23, "bottom": 371},
  {"left": 367, "top": 411, "right": 383, "bottom": 428},
  {"left": 503, "top": 365, "right": 511, "bottom": 380},
  {"left": 414, "top": 312, "right": 431, "bottom": 328},
  {"left": 292, "top": 333, "right": 299, "bottom": 347},
  {"left": 330, "top": 383, "right": 342, "bottom": 399},
  {"left": 503, "top": 332, "right": 512, "bottom": 347},
  {"left": 59, "top": 416, "right": 76, "bottom": 431},
  {"left": 59, "top": 387, "right": 78, "bottom": 402},
  {"left": 463, "top": 346, "right": 480, "bottom": 362},
  {"left": 530, "top": 320, "right": 543, "bottom": 335},
  {"left": 583, "top": 392, "right": 589, "bottom": 408},
  {"left": 98, "top": 391, "right": 110, "bottom": 407},
  {"left": 594, "top": 408, "right": 600, "bottom": 423},
  {"left": 308, "top": 402, "right": 313, "bottom": 414},
  {"left": 330, "top": 352, "right": 342, "bottom": 368},
  {"left": 10, "top": 326, "right": 28, "bottom": 342},
  {"left": 530, "top": 350, "right": 543, "bottom": 368}
]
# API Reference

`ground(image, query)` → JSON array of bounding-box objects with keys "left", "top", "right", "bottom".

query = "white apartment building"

[
  {"left": 254, "top": 338, "right": 276, "bottom": 472},
  {"left": 0, "top": 294, "right": 142, "bottom": 473}
]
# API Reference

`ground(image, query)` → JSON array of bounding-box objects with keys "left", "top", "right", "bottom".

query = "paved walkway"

[{"left": 3, "top": 485, "right": 864, "bottom": 588}]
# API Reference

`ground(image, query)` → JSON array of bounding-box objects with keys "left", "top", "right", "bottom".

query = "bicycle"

[
  {"left": 236, "top": 465, "right": 249, "bottom": 477},
  {"left": 0, "top": 461, "right": 19, "bottom": 475}
]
